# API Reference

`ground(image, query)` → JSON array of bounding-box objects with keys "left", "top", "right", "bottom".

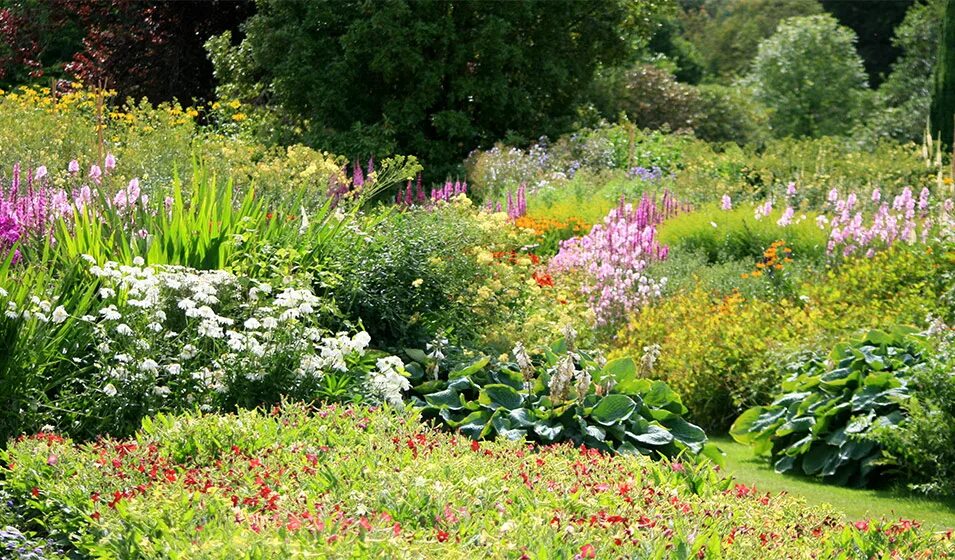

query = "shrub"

[
  {"left": 693, "top": 84, "right": 769, "bottom": 146},
  {"left": 2, "top": 403, "right": 948, "bottom": 558},
  {"left": 745, "top": 14, "right": 870, "bottom": 138},
  {"left": 657, "top": 203, "right": 828, "bottom": 265},
  {"left": 614, "top": 288, "right": 824, "bottom": 433},
  {"left": 871, "top": 323, "right": 955, "bottom": 496},
  {"left": 327, "top": 199, "right": 534, "bottom": 350},
  {"left": 808, "top": 245, "right": 951, "bottom": 330},
  {"left": 601, "top": 64, "right": 701, "bottom": 133},
  {"left": 730, "top": 328, "right": 928, "bottom": 488}
]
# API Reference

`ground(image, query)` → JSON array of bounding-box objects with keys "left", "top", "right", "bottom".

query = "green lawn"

[{"left": 713, "top": 436, "right": 955, "bottom": 531}]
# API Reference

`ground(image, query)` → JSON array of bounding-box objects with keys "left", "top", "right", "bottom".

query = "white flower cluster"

[
  {"left": 79, "top": 258, "right": 407, "bottom": 408},
  {"left": 2, "top": 293, "right": 69, "bottom": 325},
  {"left": 367, "top": 356, "right": 411, "bottom": 406}
]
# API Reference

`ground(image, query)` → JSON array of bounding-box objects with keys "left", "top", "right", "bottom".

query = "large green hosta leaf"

[
  {"left": 730, "top": 328, "right": 926, "bottom": 488},
  {"left": 410, "top": 338, "right": 716, "bottom": 463}
]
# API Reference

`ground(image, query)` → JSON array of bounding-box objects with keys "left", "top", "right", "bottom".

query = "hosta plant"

[
  {"left": 730, "top": 327, "right": 927, "bottom": 487},
  {"left": 408, "top": 332, "right": 721, "bottom": 463}
]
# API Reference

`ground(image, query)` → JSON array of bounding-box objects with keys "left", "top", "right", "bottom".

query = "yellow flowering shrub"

[{"left": 613, "top": 287, "right": 824, "bottom": 432}]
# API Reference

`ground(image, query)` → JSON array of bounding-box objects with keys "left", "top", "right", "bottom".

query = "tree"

[
  {"left": 679, "top": 0, "right": 822, "bottom": 80},
  {"left": 207, "top": 0, "right": 664, "bottom": 176},
  {"left": 821, "top": 0, "right": 914, "bottom": 87},
  {"left": 931, "top": 0, "right": 955, "bottom": 147},
  {"left": 0, "top": 1, "right": 252, "bottom": 103},
  {"left": 868, "top": 0, "right": 943, "bottom": 143},
  {"left": 746, "top": 14, "right": 869, "bottom": 138}
]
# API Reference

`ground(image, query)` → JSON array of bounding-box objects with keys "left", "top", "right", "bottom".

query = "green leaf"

[
  {"left": 662, "top": 417, "right": 706, "bottom": 449},
  {"left": 450, "top": 357, "right": 490, "bottom": 379},
  {"left": 478, "top": 384, "right": 524, "bottom": 410},
  {"left": 425, "top": 389, "right": 464, "bottom": 410},
  {"left": 404, "top": 348, "right": 429, "bottom": 364},
  {"left": 629, "top": 424, "right": 673, "bottom": 447},
  {"left": 590, "top": 395, "right": 637, "bottom": 426},
  {"left": 598, "top": 356, "right": 637, "bottom": 384}
]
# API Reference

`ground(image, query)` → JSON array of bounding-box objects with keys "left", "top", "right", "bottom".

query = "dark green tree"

[
  {"left": 207, "top": 0, "right": 664, "bottom": 176},
  {"left": 931, "top": 0, "right": 955, "bottom": 147}
]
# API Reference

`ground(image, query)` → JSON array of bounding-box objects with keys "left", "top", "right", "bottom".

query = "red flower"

[
  {"left": 436, "top": 529, "right": 450, "bottom": 543},
  {"left": 471, "top": 440, "right": 480, "bottom": 452},
  {"left": 854, "top": 520, "right": 869, "bottom": 532},
  {"left": 31, "top": 487, "right": 39, "bottom": 498},
  {"left": 580, "top": 543, "right": 597, "bottom": 558}
]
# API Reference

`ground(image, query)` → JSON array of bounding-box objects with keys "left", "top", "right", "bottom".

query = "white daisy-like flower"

[
  {"left": 51, "top": 305, "right": 69, "bottom": 324},
  {"left": 103, "top": 383, "right": 118, "bottom": 397},
  {"left": 115, "top": 323, "right": 134, "bottom": 336}
]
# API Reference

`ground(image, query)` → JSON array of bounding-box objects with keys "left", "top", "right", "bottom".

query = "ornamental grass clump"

[{"left": 549, "top": 191, "right": 683, "bottom": 327}]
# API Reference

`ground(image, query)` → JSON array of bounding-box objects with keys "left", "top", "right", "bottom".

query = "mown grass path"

[{"left": 713, "top": 436, "right": 955, "bottom": 531}]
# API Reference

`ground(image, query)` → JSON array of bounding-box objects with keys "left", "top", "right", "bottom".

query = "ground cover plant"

[{"left": 2, "top": 404, "right": 951, "bottom": 559}]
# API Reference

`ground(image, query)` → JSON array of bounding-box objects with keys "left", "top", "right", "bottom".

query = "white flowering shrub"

[{"left": 1, "top": 258, "right": 412, "bottom": 436}]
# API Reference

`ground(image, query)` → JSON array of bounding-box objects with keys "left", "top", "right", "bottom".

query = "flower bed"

[{"left": 2, "top": 404, "right": 948, "bottom": 559}]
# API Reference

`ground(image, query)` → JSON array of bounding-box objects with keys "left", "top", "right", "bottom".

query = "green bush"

[
  {"left": 327, "top": 200, "right": 532, "bottom": 350},
  {"left": 745, "top": 14, "right": 870, "bottom": 138},
  {"left": 808, "top": 246, "right": 952, "bottom": 331},
  {"left": 731, "top": 328, "right": 927, "bottom": 488},
  {"left": 693, "top": 84, "right": 769, "bottom": 146},
  {"left": 870, "top": 326, "right": 955, "bottom": 496},
  {"left": 657, "top": 204, "right": 828, "bottom": 265},
  {"left": 613, "top": 287, "right": 826, "bottom": 433}
]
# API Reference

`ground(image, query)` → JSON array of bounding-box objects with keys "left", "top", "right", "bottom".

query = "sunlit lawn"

[{"left": 713, "top": 436, "right": 955, "bottom": 531}]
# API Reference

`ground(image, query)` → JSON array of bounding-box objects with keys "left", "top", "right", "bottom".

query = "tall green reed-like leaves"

[
  {"left": 0, "top": 253, "right": 99, "bottom": 444},
  {"left": 53, "top": 160, "right": 363, "bottom": 273}
]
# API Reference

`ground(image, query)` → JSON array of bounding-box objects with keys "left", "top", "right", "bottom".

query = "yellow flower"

[
  {"left": 232, "top": 112, "right": 248, "bottom": 122},
  {"left": 228, "top": 99, "right": 242, "bottom": 109},
  {"left": 411, "top": 278, "right": 424, "bottom": 288}
]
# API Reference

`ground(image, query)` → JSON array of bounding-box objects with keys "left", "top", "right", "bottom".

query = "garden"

[{"left": 0, "top": 0, "right": 954, "bottom": 558}]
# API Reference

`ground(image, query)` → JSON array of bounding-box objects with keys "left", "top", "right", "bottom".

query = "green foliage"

[
  {"left": 672, "top": 137, "right": 932, "bottom": 206},
  {"left": 870, "top": 327, "right": 955, "bottom": 496},
  {"left": 593, "top": 64, "right": 701, "bottom": 133},
  {"left": 0, "top": 259, "right": 98, "bottom": 444},
  {"left": 808, "top": 246, "right": 952, "bottom": 330},
  {"left": 864, "top": 0, "right": 944, "bottom": 144},
  {"left": 746, "top": 14, "right": 870, "bottom": 138},
  {"left": 327, "top": 201, "right": 532, "bottom": 350},
  {"left": 410, "top": 338, "right": 720, "bottom": 462},
  {"left": 208, "top": 0, "right": 665, "bottom": 176},
  {"left": 3, "top": 403, "right": 946, "bottom": 557},
  {"left": 731, "top": 328, "right": 927, "bottom": 488},
  {"left": 931, "top": 0, "right": 955, "bottom": 147},
  {"left": 614, "top": 287, "right": 825, "bottom": 433},
  {"left": 693, "top": 84, "right": 770, "bottom": 146},
  {"left": 679, "top": 0, "right": 823, "bottom": 79},
  {"left": 657, "top": 204, "right": 827, "bottom": 264}
]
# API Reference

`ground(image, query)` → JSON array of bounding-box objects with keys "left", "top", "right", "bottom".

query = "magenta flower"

[
  {"left": 104, "top": 153, "right": 117, "bottom": 170},
  {"left": 721, "top": 194, "right": 732, "bottom": 210},
  {"left": 34, "top": 166, "right": 47, "bottom": 181},
  {"left": 68, "top": 160, "right": 80, "bottom": 173}
]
